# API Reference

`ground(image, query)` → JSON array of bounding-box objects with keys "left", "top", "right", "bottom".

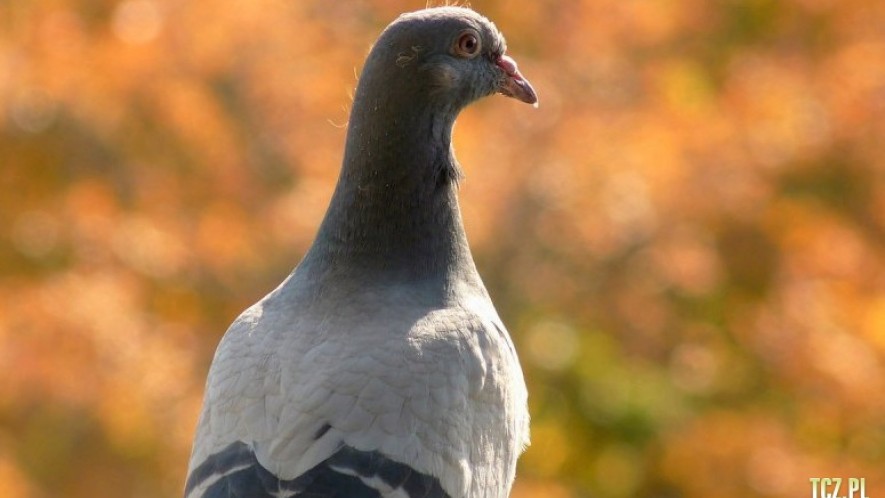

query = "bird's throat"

[{"left": 301, "top": 106, "right": 476, "bottom": 287}]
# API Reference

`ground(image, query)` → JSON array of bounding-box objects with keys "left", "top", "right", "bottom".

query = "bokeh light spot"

[
  {"left": 112, "top": 0, "right": 163, "bottom": 44},
  {"left": 526, "top": 320, "right": 579, "bottom": 372}
]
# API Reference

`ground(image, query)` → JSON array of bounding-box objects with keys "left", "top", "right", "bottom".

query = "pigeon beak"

[{"left": 496, "top": 54, "right": 538, "bottom": 107}]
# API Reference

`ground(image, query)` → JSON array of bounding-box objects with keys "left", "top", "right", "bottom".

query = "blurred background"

[{"left": 3, "top": 0, "right": 885, "bottom": 496}]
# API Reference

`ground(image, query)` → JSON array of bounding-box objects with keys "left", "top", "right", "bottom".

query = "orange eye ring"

[{"left": 454, "top": 30, "right": 481, "bottom": 58}]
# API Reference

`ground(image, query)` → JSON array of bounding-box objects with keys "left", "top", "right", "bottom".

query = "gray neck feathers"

[{"left": 299, "top": 39, "right": 477, "bottom": 289}]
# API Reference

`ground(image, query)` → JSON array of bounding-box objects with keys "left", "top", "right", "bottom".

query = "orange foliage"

[{"left": 2, "top": 0, "right": 885, "bottom": 496}]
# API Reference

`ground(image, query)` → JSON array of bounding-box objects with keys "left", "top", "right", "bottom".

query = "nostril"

[{"left": 495, "top": 55, "right": 521, "bottom": 79}]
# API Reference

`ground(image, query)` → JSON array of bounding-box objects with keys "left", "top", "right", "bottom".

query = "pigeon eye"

[{"left": 454, "top": 31, "right": 481, "bottom": 58}]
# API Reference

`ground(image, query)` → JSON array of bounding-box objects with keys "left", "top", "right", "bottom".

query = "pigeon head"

[
  {"left": 386, "top": 7, "right": 537, "bottom": 108},
  {"left": 357, "top": 7, "right": 537, "bottom": 116}
]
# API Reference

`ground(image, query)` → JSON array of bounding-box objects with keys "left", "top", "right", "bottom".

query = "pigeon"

[{"left": 184, "top": 6, "right": 537, "bottom": 498}]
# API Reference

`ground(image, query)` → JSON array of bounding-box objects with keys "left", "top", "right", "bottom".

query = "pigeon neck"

[{"left": 302, "top": 98, "right": 478, "bottom": 287}]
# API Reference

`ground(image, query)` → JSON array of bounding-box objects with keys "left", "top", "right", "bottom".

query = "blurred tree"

[{"left": 2, "top": 0, "right": 884, "bottom": 497}]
